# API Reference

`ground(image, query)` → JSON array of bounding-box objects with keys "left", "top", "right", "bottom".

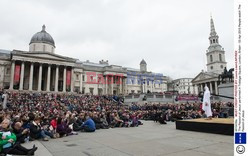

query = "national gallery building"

[{"left": 0, "top": 25, "right": 169, "bottom": 95}]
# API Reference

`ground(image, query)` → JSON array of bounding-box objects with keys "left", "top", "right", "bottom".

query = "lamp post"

[{"left": 172, "top": 83, "right": 179, "bottom": 103}]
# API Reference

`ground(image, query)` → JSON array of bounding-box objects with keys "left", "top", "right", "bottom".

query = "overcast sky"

[{"left": 0, "top": 0, "right": 233, "bottom": 79}]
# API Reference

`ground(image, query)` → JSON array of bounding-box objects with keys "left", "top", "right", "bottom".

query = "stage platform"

[{"left": 176, "top": 118, "right": 234, "bottom": 135}]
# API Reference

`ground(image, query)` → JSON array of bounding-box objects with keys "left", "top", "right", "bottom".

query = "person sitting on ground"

[
  {"left": 113, "top": 112, "right": 124, "bottom": 127},
  {"left": 82, "top": 115, "right": 96, "bottom": 132},
  {"left": 72, "top": 114, "right": 85, "bottom": 132},
  {"left": 29, "top": 116, "right": 53, "bottom": 141},
  {"left": 12, "top": 121, "right": 29, "bottom": 144},
  {"left": 56, "top": 117, "right": 74, "bottom": 137},
  {"left": 0, "top": 119, "right": 37, "bottom": 155},
  {"left": 92, "top": 112, "right": 102, "bottom": 130}
]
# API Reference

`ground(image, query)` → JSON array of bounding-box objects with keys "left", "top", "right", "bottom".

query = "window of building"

[
  {"left": 210, "top": 40, "right": 212, "bottom": 44},
  {"left": 210, "top": 55, "right": 213, "bottom": 62},
  {"left": 89, "top": 88, "right": 94, "bottom": 94},
  {"left": 43, "top": 45, "right": 46, "bottom": 52},
  {"left": 6, "top": 67, "right": 10, "bottom": 75},
  {"left": 33, "top": 44, "right": 36, "bottom": 51},
  {"left": 210, "top": 66, "right": 213, "bottom": 70},
  {"left": 221, "top": 65, "right": 223, "bottom": 69},
  {"left": 216, "top": 39, "right": 218, "bottom": 43},
  {"left": 213, "top": 39, "right": 215, "bottom": 43},
  {"left": 98, "top": 77, "right": 101, "bottom": 83},
  {"left": 76, "top": 74, "right": 79, "bottom": 80},
  {"left": 219, "top": 54, "right": 222, "bottom": 61},
  {"left": 82, "top": 75, "right": 85, "bottom": 81}
]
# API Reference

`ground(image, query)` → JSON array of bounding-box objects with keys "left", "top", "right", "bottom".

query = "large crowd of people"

[{"left": 0, "top": 90, "right": 233, "bottom": 155}]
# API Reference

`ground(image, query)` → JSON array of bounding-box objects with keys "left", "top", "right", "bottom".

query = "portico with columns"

[
  {"left": 9, "top": 51, "right": 76, "bottom": 93},
  {"left": 191, "top": 71, "right": 219, "bottom": 95}
]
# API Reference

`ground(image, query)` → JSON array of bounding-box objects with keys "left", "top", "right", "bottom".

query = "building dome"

[
  {"left": 29, "top": 25, "right": 55, "bottom": 47},
  {"left": 140, "top": 59, "right": 147, "bottom": 65}
]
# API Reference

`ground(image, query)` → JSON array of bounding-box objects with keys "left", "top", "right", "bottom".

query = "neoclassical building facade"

[{"left": 0, "top": 25, "right": 169, "bottom": 95}]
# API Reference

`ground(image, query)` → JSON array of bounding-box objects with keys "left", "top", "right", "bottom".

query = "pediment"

[
  {"left": 13, "top": 51, "right": 76, "bottom": 62},
  {"left": 192, "top": 72, "right": 215, "bottom": 82},
  {"left": 24, "top": 53, "right": 67, "bottom": 61}
]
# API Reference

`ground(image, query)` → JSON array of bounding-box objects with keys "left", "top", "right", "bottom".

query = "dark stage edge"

[{"left": 175, "top": 119, "right": 233, "bottom": 136}]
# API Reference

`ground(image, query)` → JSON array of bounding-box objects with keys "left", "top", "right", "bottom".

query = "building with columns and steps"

[
  {"left": 192, "top": 16, "right": 229, "bottom": 95},
  {"left": 0, "top": 25, "right": 169, "bottom": 95},
  {"left": 172, "top": 78, "right": 197, "bottom": 94}
]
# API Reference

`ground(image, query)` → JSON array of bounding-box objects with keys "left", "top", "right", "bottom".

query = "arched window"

[
  {"left": 219, "top": 54, "right": 222, "bottom": 61},
  {"left": 213, "top": 39, "right": 215, "bottom": 43},
  {"left": 210, "top": 55, "right": 213, "bottom": 62}
]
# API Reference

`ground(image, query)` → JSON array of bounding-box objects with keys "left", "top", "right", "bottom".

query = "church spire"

[
  {"left": 209, "top": 16, "right": 219, "bottom": 45},
  {"left": 210, "top": 16, "right": 217, "bottom": 37}
]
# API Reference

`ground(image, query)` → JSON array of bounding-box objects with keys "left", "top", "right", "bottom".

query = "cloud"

[{"left": 0, "top": 0, "right": 233, "bottom": 79}]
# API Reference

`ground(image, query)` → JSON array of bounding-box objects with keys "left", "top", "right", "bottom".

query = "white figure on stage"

[{"left": 202, "top": 86, "right": 212, "bottom": 119}]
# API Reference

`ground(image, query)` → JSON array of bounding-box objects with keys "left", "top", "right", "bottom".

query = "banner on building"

[
  {"left": 66, "top": 70, "right": 71, "bottom": 86},
  {"left": 177, "top": 95, "right": 198, "bottom": 101},
  {"left": 14, "top": 64, "right": 21, "bottom": 83}
]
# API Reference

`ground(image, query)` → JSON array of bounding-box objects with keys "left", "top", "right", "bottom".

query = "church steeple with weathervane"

[{"left": 206, "top": 16, "right": 227, "bottom": 74}]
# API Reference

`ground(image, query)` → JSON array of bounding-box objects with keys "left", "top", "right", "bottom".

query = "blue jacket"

[{"left": 83, "top": 118, "right": 96, "bottom": 131}]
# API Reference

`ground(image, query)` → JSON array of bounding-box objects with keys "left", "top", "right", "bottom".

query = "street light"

[{"left": 172, "top": 83, "right": 179, "bottom": 103}]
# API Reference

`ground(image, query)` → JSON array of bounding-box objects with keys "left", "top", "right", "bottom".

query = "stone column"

[
  {"left": 111, "top": 76, "right": 114, "bottom": 95},
  {"left": 55, "top": 65, "right": 59, "bottom": 92},
  {"left": 46, "top": 64, "right": 51, "bottom": 91},
  {"left": 19, "top": 62, "right": 25, "bottom": 90},
  {"left": 63, "top": 66, "right": 66, "bottom": 92},
  {"left": 200, "top": 84, "right": 203, "bottom": 92},
  {"left": 119, "top": 77, "right": 122, "bottom": 94},
  {"left": 38, "top": 63, "right": 43, "bottom": 91},
  {"left": 193, "top": 85, "right": 196, "bottom": 94},
  {"left": 215, "top": 81, "right": 218, "bottom": 95},
  {"left": 105, "top": 76, "right": 108, "bottom": 94},
  {"left": 71, "top": 68, "right": 74, "bottom": 92},
  {"left": 9, "top": 61, "right": 15, "bottom": 90},
  {"left": 124, "top": 77, "right": 127, "bottom": 94},
  {"left": 209, "top": 82, "right": 213, "bottom": 94},
  {"left": 29, "top": 62, "right": 34, "bottom": 91},
  {"left": 80, "top": 73, "right": 83, "bottom": 93},
  {"left": 151, "top": 81, "right": 153, "bottom": 92}
]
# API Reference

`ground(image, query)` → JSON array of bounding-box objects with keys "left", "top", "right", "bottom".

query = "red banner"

[
  {"left": 14, "top": 65, "right": 21, "bottom": 83},
  {"left": 66, "top": 70, "right": 71, "bottom": 86},
  {"left": 177, "top": 95, "right": 199, "bottom": 101}
]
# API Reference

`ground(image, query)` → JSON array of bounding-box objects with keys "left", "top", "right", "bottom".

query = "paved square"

[{"left": 23, "top": 121, "right": 233, "bottom": 156}]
